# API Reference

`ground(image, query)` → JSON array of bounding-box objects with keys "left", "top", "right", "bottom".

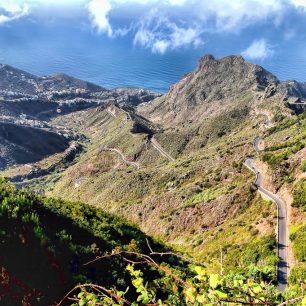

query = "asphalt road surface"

[{"left": 244, "top": 156, "right": 288, "bottom": 291}]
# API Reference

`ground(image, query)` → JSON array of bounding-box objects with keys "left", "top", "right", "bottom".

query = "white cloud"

[
  {"left": 1, "top": 0, "right": 305, "bottom": 55},
  {"left": 133, "top": 10, "right": 204, "bottom": 54},
  {"left": 241, "top": 39, "right": 274, "bottom": 60},
  {"left": 152, "top": 40, "right": 169, "bottom": 53},
  {"left": 0, "top": 0, "right": 30, "bottom": 24},
  {"left": 86, "top": 0, "right": 289, "bottom": 53},
  {"left": 88, "top": 0, "right": 113, "bottom": 36},
  {"left": 130, "top": 0, "right": 284, "bottom": 54},
  {"left": 204, "top": 0, "right": 283, "bottom": 32},
  {"left": 290, "top": 0, "right": 306, "bottom": 9}
]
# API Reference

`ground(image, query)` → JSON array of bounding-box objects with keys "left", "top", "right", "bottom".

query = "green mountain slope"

[
  {"left": 1, "top": 179, "right": 303, "bottom": 305},
  {"left": 0, "top": 178, "right": 159, "bottom": 305},
  {"left": 0, "top": 55, "right": 305, "bottom": 298}
]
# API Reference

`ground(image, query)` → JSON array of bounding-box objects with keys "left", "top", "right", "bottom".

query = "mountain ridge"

[
  {"left": 138, "top": 54, "right": 305, "bottom": 127},
  {"left": 0, "top": 64, "right": 161, "bottom": 170},
  {"left": 0, "top": 55, "right": 305, "bottom": 300}
]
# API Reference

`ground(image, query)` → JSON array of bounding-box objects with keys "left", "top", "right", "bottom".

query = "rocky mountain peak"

[
  {"left": 138, "top": 54, "right": 281, "bottom": 126},
  {"left": 196, "top": 54, "right": 278, "bottom": 88},
  {"left": 198, "top": 54, "right": 215, "bottom": 65},
  {"left": 198, "top": 54, "right": 245, "bottom": 69}
]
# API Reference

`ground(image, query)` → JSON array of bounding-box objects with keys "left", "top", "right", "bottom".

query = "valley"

[{"left": 0, "top": 55, "right": 305, "bottom": 304}]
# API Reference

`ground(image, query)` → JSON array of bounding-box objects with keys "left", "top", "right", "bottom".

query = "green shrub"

[
  {"left": 262, "top": 152, "right": 285, "bottom": 168},
  {"left": 289, "top": 264, "right": 306, "bottom": 286},
  {"left": 290, "top": 224, "right": 306, "bottom": 262},
  {"left": 292, "top": 180, "right": 306, "bottom": 211},
  {"left": 301, "top": 160, "right": 306, "bottom": 172}
]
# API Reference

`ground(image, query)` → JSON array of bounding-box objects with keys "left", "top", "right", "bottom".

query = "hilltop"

[{"left": 138, "top": 54, "right": 306, "bottom": 126}]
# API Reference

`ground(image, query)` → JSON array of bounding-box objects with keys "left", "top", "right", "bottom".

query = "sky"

[{"left": 0, "top": 0, "right": 306, "bottom": 60}]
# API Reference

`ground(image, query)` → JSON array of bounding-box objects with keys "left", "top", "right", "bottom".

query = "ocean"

[{"left": 0, "top": 15, "right": 306, "bottom": 94}]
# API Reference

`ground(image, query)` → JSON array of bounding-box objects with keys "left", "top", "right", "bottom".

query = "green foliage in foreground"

[
  {"left": 0, "top": 177, "right": 147, "bottom": 249},
  {"left": 66, "top": 255, "right": 305, "bottom": 306},
  {"left": 289, "top": 264, "right": 306, "bottom": 287},
  {"left": 220, "top": 235, "right": 278, "bottom": 280},
  {"left": 0, "top": 178, "right": 305, "bottom": 305},
  {"left": 0, "top": 177, "right": 154, "bottom": 304}
]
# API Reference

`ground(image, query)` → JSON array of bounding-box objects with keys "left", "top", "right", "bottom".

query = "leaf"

[
  {"left": 184, "top": 287, "right": 196, "bottom": 302},
  {"left": 132, "top": 278, "right": 143, "bottom": 288},
  {"left": 234, "top": 279, "right": 239, "bottom": 288},
  {"left": 215, "top": 289, "right": 228, "bottom": 299},
  {"left": 196, "top": 294, "right": 208, "bottom": 303},
  {"left": 79, "top": 299, "right": 87, "bottom": 306},
  {"left": 194, "top": 266, "right": 206, "bottom": 277},
  {"left": 209, "top": 274, "right": 219, "bottom": 289},
  {"left": 252, "top": 284, "right": 262, "bottom": 294}
]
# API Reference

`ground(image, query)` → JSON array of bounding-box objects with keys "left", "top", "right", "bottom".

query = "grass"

[
  {"left": 171, "top": 195, "right": 277, "bottom": 276},
  {"left": 183, "top": 186, "right": 224, "bottom": 208},
  {"left": 290, "top": 223, "right": 306, "bottom": 262},
  {"left": 43, "top": 101, "right": 267, "bottom": 272}
]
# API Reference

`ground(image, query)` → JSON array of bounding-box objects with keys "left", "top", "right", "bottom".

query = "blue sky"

[{"left": 1, "top": 0, "right": 306, "bottom": 60}]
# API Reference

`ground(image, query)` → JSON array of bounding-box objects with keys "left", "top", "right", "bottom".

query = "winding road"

[
  {"left": 244, "top": 135, "right": 288, "bottom": 291},
  {"left": 101, "top": 147, "right": 140, "bottom": 170},
  {"left": 105, "top": 106, "right": 174, "bottom": 163},
  {"left": 105, "top": 104, "right": 288, "bottom": 288},
  {"left": 253, "top": 136, "right": 263, "bottom": 154},
  {"left": 150, "top": 136, "right": 175, "bottom": 162}
]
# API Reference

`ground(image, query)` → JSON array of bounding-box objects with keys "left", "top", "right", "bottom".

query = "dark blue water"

[{"left": 0, "top": 14, "right": 306, "bottom": 93}]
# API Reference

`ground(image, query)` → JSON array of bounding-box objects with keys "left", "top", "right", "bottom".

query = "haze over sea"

[{"left": 1, "top": 0, "right": 306, "bottom": 93}]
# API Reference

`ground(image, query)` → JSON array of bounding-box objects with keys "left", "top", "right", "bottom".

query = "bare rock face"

[
  {"left": 169, "top": 54, "right": 278, "bottom": 104},
  {"left": 196, "top": 55, "right": 279, "bottom": 93},
  {"left": 138, "top": 55, "right": 280, "bottom": 126}
]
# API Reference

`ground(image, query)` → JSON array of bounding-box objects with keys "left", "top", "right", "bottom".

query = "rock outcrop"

[{"left": 138, "top": 55, "right": 305, "bottom": 126}]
